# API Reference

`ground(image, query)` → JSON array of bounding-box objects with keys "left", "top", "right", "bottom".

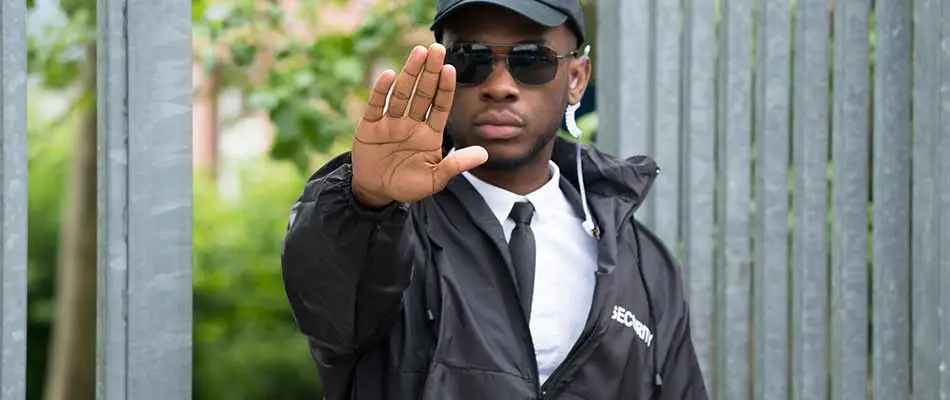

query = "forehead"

[{"left": 440, "top": 4, "right": 561, "bottom": 45}]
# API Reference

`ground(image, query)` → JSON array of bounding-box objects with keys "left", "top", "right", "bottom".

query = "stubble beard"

[{"left": 448, "top": 119, "right": 564, "bottom": 172}]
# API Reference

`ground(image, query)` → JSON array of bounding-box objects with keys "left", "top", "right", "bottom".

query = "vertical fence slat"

[
  {"left": 790, "top": 0, "right": 830, "bottom": 397},
  {"left": 126, "top": 0, "right": 194, "bottom": 395},
  {"left": 652, "top": 0, "right": 681, "bottom": 248},
  {"left": 596, "top": 0, "right": 652, "bottom": 236},
  {"left": 0, "top": 0, "right": 28, "bottom": 398},
  {"left": 753, "top": 0, "right": 791, "bottom": 398},
  {"left": 928, "top": 0, "right": 950, "bottom": 399},
  {"left": 682, "top": 0, "right": 716, "bottom": 389},
  {"left": 941, "top": 6, "right": 950, "bottom": 395},
  {"left": 97, "top": 0, "right": 193, "bottom": 398},
  {"left": 594, "top": 0, "right": 619, "bottom": 155},
  {"left": 830, "top": 0, "right": 871, "bottom": 397},
  {"left": 596, "top": 0, "right": 651, "bottom": 163},
  {"left": 715, "top": 0, "right": 753, "bottom": 397},
  {"left": 913, "top": 0, "right": 950, "bottom": 397},
  {"left": 871, "top": 1, "right": 912, "bottom": 398},
  {"left": 941, "top": 3, "right": 950, "bottom": 396},
  {"left": 910, "top": 2, "right": 937, "bottom": 398},
  {"left": 97, "top": 0, "right": 131, "bottom": 395}
]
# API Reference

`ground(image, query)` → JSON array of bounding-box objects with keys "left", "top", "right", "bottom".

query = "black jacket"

[{"left": 281, "top": 137, "right": 708, "bottom": 399}]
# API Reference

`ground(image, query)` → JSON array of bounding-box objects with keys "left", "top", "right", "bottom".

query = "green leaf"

[
  {"left": 189, "top": 0, "right": 443, "bottom": 168},
  {"left": 271, "top": 102, "right": 302, "bottom": 143},
  {"left": 247, "top": 90, "right": 280, "bottom": 111},
  {"left": 332, "top": 57, "right": 364, "bottom": 85},
  {"left": 230, "top": 40, "right": 256, "bottom": 68},
  {"left": 204, "top": 2, "right": 235, "bottom": 23},
  {"left": 201, "top": 46, "right": 219, "bottom": 75}
]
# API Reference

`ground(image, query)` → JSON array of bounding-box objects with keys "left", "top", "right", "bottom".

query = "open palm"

[{"left": 351, "top": 44, "right": 488, "bottom": 207}]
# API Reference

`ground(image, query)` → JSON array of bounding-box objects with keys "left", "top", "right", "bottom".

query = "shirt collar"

[{"left": 461, "top": 160, "right": 567, "bottom": 225}]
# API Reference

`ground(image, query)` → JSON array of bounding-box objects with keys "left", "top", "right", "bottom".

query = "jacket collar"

[
  {"left": 549, "top": 136, "right": 659, "bottom": 235},
  {"left": 443, "top": 134, "right": 660, "bottom": 239},
  {"left": 549, "top": 136, "right": 659, "bottom": 208}
]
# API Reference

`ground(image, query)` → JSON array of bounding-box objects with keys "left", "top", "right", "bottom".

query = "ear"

[{"left": 568, "top": 45, "right": 592, "bottom": 105}]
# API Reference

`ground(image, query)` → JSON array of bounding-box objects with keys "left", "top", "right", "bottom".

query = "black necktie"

[{"left": 508, "top": 201, "right": 536, "bottom": 319}]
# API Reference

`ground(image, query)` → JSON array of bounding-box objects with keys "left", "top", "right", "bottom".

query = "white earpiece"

[{"left": 569, "top": 46, "right": 591, "bottom": 89}]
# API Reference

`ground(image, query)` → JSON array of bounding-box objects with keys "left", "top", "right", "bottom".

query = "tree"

[
  {"left": 26, "top": 0, "right": 97, "bottom": 399},
  {"left": 26, "top": 0, "right": 439, "bottom": 398},
  {"left": 193, "top": 0, "right": 438, "bottom": 172}
]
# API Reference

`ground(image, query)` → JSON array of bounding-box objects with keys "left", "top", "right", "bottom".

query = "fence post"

[
  {"left": 829, "top": 0, "right": 872, "bottom": 397},
  {"left": 680, "top": 0, "right": 717, "bottom": 387},
  {"left": 912, "top": 0, "right": 950, "bottom": 397},
  {"left": 96, "top": 0, "right": 193, "bottom": 398},
  {"left": 752, "top": 0, "right": 792, "bottom": 397},
  {"left": 0, "top": 0, "right": 28, "bottom": 398},
  {"left": 871, "top": 0, "right": 912, "bottom": 398},
  {"left": 594, "top": 0, "right": 651, "bottom": 165}
]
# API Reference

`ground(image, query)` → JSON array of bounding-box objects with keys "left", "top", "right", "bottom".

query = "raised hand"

[{"left": 351, "top": 43, "right": 488, "bottom": 207}]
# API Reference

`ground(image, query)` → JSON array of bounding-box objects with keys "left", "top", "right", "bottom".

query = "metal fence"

[
  {"left": 597, "top": 0, "right": 950, "bottom": 398},
  {"left": 2, "top": 0, "right": 948, "bottom": 399},
  {"left": 1, "top": 0, "right": 192, "bottom": 399}
]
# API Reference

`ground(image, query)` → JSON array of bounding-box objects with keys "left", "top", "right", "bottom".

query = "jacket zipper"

[
  {"left": 538, "top": 320, "right": 605, "bottom": 399},
  {"left": 537, "top": 195, "right": 648, "bottom": 399}
]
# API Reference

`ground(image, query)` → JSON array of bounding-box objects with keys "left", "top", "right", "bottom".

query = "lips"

[
  {"left": 473, "top": 124, "right": 521, "bottom": 139},
  {"left": 472, "top": 111, "right": 524, "bottom": 140}
]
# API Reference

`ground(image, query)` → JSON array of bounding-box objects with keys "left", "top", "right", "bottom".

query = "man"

[{"left": 281, "top": 0, "right": 708, "bottom": 398}]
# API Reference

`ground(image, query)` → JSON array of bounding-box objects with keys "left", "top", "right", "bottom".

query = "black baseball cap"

[{"left": 431, "top": 0, "right": 587, "bottom": 45}]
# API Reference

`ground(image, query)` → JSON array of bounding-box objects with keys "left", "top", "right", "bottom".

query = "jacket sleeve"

[
  {"left": 281, "top": 152, "right": 416, "bottom": 362},
  {"left": 635, "top": 222, "right": 709, "bottom": 399}
]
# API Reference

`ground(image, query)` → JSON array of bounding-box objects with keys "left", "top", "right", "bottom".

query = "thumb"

[{"left": 433, "top": 146, "right": 489, "bottom": 188}]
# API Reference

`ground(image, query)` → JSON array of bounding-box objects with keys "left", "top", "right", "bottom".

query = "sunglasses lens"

[
  {"left": 507, "top": 44, "right": 559, "bottom": 85},
  {"left": 444, "top": 43, "right": 562, "bottom": 86},
  {"left": 445, "top": 44, "right": 494, "bottom": 85}
]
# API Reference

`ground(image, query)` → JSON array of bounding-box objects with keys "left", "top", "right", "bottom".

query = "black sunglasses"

[{"left": 444, "top": 42, "right": 581, "bottom": 86}]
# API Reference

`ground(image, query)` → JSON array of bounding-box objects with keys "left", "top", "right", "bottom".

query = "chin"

[
  {"left": 450, "top": 130, "right": 554, "bottom": 171},
  {"left": 482, "top": 143, "right": 550, "bottom": 171},
  {"left": 479, "top": 155, "right": 533, "bottom": 171}
]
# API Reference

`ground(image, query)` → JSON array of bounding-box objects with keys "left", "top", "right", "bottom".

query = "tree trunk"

[
  {"left": 43, "top": 42, "right": 98, "bottom": 400},
  {"left": 194, "top": 63, "right": 220, "bottom": 180}
]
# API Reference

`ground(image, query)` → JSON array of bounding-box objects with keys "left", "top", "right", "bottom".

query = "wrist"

[{"left": 352, "top": 185, "right": 394, "bottom": 209}]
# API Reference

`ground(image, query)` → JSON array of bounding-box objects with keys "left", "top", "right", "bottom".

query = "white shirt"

[{"left": 462, "top": 161, "right": 598, "bottom": 385}]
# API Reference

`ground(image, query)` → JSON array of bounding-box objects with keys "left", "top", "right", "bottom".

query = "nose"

[{"left": 478, "top": 58, "right": 520, "bottom": 103}]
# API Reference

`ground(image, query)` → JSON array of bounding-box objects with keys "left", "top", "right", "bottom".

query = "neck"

[{"left": 471, "top": 157, "right": 552, "bottom": 195}]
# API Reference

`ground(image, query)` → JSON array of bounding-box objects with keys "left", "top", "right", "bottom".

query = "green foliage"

[
  {"left": 24, "top": 1, "right": 442, "bottom": 397},
  {"left": 24, "top": 99, "right": 75, "bottom": 400},
  {"left": 26, "top": 0, "right": 95, "bottom": 89},
  {"left": 193, "top": 0, "right": 437, "bottom": 172},
  {"left": 29, "top": 0, "right": 444, "bottom": 171},
  {"left": 193, "top": 161, "right": 323, "bottom": 399},
  {"left": 558, "top": 112, "right": 598, "bottom": 144},
  {"left": 23, "top": 106, "right": 325, "bottom": 398}
]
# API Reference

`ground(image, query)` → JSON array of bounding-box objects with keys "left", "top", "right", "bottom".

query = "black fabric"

[
  {"left": 508, "top": 201, "right": 536, "bottom": 318},
  {"left": 281, "top": 136, "right": 709, "bottom": 399},
  {"left": 431, "top": 0, "right": 587, "bottom": 45}
]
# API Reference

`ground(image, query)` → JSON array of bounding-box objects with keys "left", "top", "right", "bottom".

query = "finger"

[
  {"left": 387, "top": 46, "right": 427, "bottom": 119},
  {"left": 363, "top": 69, "right": 397, "bottom": 123},
  {"left": 406, "top": 44, "right": 446, "bottom": 122},
  {"left": 426, "top": 64, "right": 456, "bottom": 133},
  {"left": 433, "top": 145, "right": 488, "bottom": 189}
]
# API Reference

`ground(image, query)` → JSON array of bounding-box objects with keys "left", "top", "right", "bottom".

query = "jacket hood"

[{"left": 550, "top": 135, "right": 659, "bottom": 206}]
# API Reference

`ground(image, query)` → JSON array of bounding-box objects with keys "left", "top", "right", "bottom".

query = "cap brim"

[{"left": 431, "top": 0, "right": 568, "bottom": 32}]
